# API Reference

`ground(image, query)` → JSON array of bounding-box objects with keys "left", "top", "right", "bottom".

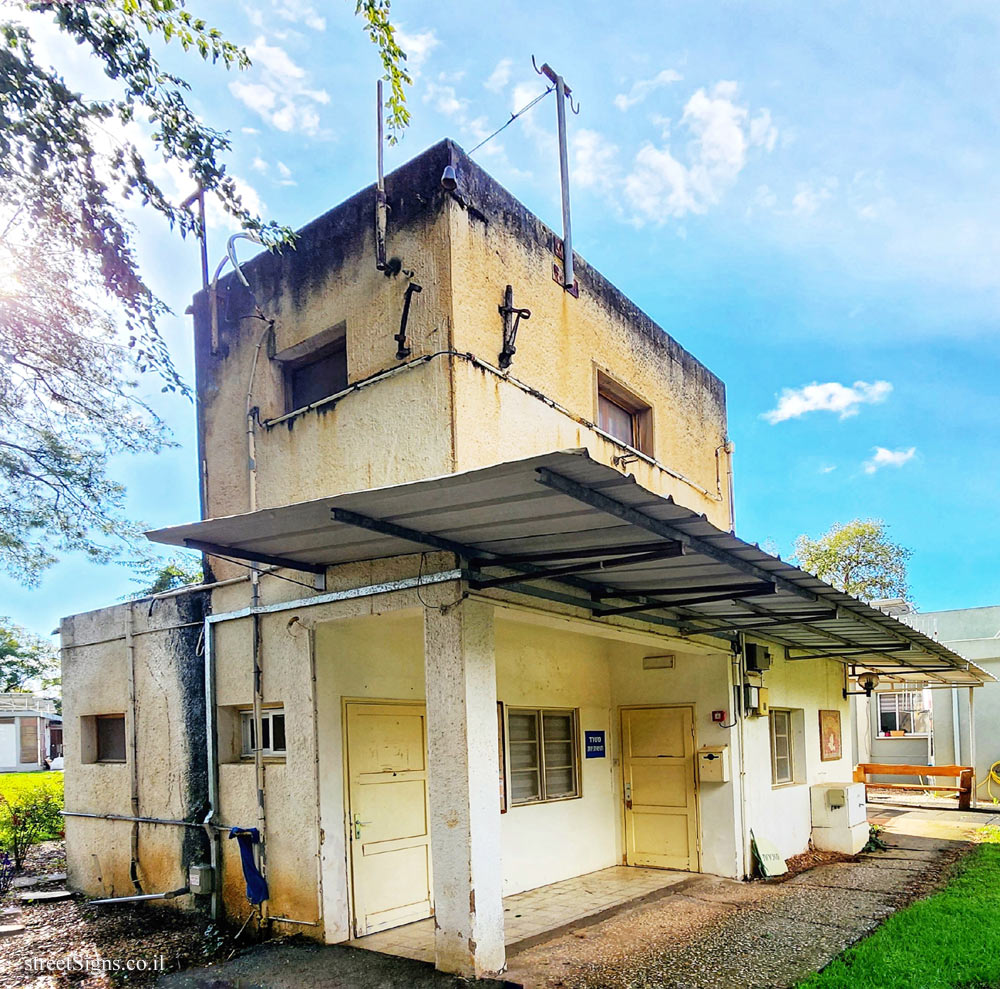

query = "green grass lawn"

[{"left": 799, "top": 827, "right": 1000, "bottom": 989}]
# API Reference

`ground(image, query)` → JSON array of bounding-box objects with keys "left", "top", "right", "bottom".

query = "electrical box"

[
  {"left": 743, "top": 684, "right": 770, "bottom": 717},
  {"left": 810, "top": 783, "right": 868, "bottom": 853},
  {"left": 745, "top": 643, "right": 772, "bottom": 673},
  {"left": 697, "top": 745, "right": 730, "bottom": 783},
  {"left": 188, "top": 864, "right": 214, "bottom": 894}
]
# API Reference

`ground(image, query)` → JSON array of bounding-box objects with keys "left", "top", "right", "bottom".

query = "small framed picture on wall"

[{"left": 819, "top": 709, "right": 842, "bottom": 762}]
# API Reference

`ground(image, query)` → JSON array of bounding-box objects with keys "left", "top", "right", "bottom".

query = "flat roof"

[{"left": 148, "top": 450, "right": 991, "bottom": 687}]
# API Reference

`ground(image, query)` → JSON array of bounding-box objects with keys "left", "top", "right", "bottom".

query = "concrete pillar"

[{"left": 423, "top": 595, "right": 505, "bottom": 978}]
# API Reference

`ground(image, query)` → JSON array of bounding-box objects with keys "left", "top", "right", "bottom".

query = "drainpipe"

[
  {"left": 246, "top": 322, "right": 270, "bottom": 926},
  {"left": 125, "top": 604, "right": 142, "bottom": 893},
  {"left": 202, "top": 619, "right": 221, "bottom": 921},
  {"left": 733, "top": 638, "right": 750, "bottom": 879}
]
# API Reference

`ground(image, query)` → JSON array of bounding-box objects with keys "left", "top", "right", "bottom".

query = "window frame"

[
  {"left": 595, "top": 369, "right": 653, "bottom": 456},
  {"left": 95, "top": 714, "right": 127, "bottom": 764},
  {"left": 877, "top": 690, "right": 929, "bottom": 737},
  {"left": 240, "top": 708, "right": 287, "bottom": 759},
  {"left": 504, "top": 706, "right": 581, "bottom": 806},
  {"left": 273, "top": 322, "right": 348, "bottom": 415},
  {"left": 769, "top": 708, "right": 795, "bottom": 786}
]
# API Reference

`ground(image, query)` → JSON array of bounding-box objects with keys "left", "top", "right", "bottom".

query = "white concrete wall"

[{"left": 741, "top": 646, "right": 853, "bottom": 862}]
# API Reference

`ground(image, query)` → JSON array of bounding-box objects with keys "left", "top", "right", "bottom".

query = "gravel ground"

[
  {"left": 0, "top": 842, "right": 236, "bottom": 989},
  {"left": 505, "top": 825, "right": 981, "bottom": 989}
]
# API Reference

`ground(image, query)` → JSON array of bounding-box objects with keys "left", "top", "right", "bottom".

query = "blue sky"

[{"left": 4, "top": 0, "right": 999, "bottom": 639}]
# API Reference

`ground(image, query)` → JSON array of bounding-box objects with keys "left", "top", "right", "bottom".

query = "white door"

[
  {"left": 345, "top": 702, "right": 433, "bottom": 936},
  {"left": 621, "top": 706, "right": 699, "bottom": 871},
  {"left": 0, "top": 720, "right": 16, "bottom": 768}
]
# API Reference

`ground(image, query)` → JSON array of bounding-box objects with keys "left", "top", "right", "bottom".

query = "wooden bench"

[{"left": 853, "top": 763, "right": 975, "bottom": 810}]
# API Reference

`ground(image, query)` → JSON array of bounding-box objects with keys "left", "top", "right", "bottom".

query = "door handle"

[
  {"left": 624, "top": 781, "right": 632, "bottom": 810},
  {"left": 354, "top": 814, "right": 371, "bottom": 839}
]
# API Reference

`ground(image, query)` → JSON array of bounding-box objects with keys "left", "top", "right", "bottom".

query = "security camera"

[{"left": 440, "top": 165, "right": 458, "bottom": 191}]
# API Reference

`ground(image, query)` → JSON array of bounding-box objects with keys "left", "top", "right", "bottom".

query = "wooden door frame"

[
  {"left": 618, "top": 703, "right": 701, "bottom": 872},
  {"left": 341, "top": 697, "right": 430, "bottom": 938}
]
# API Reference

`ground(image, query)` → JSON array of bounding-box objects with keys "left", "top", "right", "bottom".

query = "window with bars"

[
  {"left": 878, "top": 691, "right": 930, "bottom": 735},
  {"left": 769, "top": 709, "right": 794, "bottom": 785},
  {"left": 507, "top": 708, "right": 580, "bottom": 805},
  {"left": 241, "top": 709, "right": 287, "bottom": 757}
]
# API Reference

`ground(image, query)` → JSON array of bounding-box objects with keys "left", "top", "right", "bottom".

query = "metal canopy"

[{"left": 148, "top": 450, "right": 990, "bottom": 687}]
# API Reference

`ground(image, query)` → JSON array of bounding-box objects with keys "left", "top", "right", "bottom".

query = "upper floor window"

[
  {"left": 596, "top": 370, "right": 652, "bottom": 455},
  {"left": 274, "top": 322, "right": 348, "bottom": 413}
]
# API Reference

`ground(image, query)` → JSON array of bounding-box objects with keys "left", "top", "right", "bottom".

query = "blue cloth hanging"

[{"left": 228, "top": 827, "right": 269, "bottom": 904}]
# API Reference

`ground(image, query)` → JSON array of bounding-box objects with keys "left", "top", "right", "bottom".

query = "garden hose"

[{"left": 976, "top": 760, "right": 1000, "bottom": 802}]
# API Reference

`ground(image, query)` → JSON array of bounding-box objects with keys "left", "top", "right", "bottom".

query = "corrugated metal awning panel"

[{"left": 148, "top": 450, "right": 990, "bottom": 686}]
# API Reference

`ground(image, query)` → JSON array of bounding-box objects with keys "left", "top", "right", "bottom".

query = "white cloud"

[
  {"left": 485, "top": 58, "right": 512, "bottom": 93},
  {"left": 749, "top": 109, "right": 777, "bottom": 152},
  {"left": 820, "top": 465, "right": 837, "bottom": 474},
  {"left": 624, "top": 81, "right": 772, "bottom": 221},
  {"left": 230, "top": 36, "right": 330, "bottom": 136},
  {"left": 573, "top": 129, "right": 620, "bottom": 191},
  {"left": 271, "top": 1, "right": 325, "bottom": 31},
  {"left": 396, "top": 28, "right": 439, "bottom": 77},
  {"left": 762, "top": 380, "right": 893, "bottom": 424},
  {"left": 791, "top": 178, "right": 836, "bottom": 216},
  {"left": 614, "top": 69, "right": 683, "bottom": 111},
  {"left": 251, "top": 156, "right": 268, "bottom": 174},
  {"left": 864, "top": 446, "right": 916, "bottom": 473}
]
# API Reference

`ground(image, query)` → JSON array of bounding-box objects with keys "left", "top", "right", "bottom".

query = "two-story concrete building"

[{"left": 61, "top": 139, "right": 988, "bottom": 979}]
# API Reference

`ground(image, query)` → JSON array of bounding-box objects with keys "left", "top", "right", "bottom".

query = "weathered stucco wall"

[
  {"left": 62, "top": 592, "right": 210, "bottom": 903},
  {"left": 447, "top": 168, "right": 731, "bottom": 525},
  {"left": 191, "top": 139, "right": 732, "bottom": 588}
]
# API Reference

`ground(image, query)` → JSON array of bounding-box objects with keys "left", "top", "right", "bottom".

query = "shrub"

[{"left": 0, "top": 784, "right": 64, "bottom": 869}]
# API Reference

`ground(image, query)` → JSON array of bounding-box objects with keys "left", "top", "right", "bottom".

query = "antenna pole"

[
  {"left": 535, "top": 60, "right": 576, "bottom": 290},
  {"left": 554, "top": 72, "right": 573, "bottom": 289},
  {"left": 375, "top": 79, "right": 387, "bottom": 270}
]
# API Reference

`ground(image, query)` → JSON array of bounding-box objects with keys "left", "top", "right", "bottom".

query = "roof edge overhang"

[{"left": 148, "top": 449, "right": 992, "bottom": 687}]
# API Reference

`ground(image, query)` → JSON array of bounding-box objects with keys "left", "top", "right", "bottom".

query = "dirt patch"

[
  {"left": 778, "top": 847, "right": 856, "bottom": 881},
  {"left": 0, "top": 842, "right": 241, "bottom": 988}
]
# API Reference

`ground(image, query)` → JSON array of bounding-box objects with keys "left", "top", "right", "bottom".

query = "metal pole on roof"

[
  {"left": 375, "top": 79, "right": 388, "bottom": 271},
  {"left": 534, "top": 58, "right": 578, "bottom": 290}
]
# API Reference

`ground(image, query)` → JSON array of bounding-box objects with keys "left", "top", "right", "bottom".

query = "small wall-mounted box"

[
  {"left": 743, "top": 684, "right": 770, "bottom": 717},
  {"left": 697, "top": 745, "right": 730, "bottom": 783},
  {"left": 745, "top": 643, "right": 772, "bottom": 673},
  {"left": 188, "top": 864, "right": 214, "bottom": 894}
]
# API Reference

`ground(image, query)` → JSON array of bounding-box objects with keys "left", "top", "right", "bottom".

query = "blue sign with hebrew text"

[{"left": 585, "top": 730, "right": 606, "bottom": 759}]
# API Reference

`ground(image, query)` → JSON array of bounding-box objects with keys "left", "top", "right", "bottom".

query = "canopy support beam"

[{"left": 535, "top": 468, "right": 816, "bottom": 602}]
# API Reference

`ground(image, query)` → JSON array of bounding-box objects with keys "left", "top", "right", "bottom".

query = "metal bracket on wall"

[
  {"left": 498, "top": 284, "right": 531, "bottom": 369},
  {"left": 395, "top": 281, "right": 422, "bottom": 360}
]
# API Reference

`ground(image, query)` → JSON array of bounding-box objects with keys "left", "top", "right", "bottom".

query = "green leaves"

[
  {"left": 0, "top": 0, "right": 410, "bottom": 583},
  {"left": 794, "top": 518, "right": 912, "bottom": 603}
]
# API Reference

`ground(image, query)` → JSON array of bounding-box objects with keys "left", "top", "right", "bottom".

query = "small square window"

[
  {"left": 96, "top": 715, "right": 126, "bottom": 763},
  {"left": 241, "top": 709, "right": 287, "bottom": 758},
  {"left": 596, "top": 371, "right": 652, "bottom": 455},
  {"left": 274, "top": 323, "right": 348, "bottom": 413}
]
